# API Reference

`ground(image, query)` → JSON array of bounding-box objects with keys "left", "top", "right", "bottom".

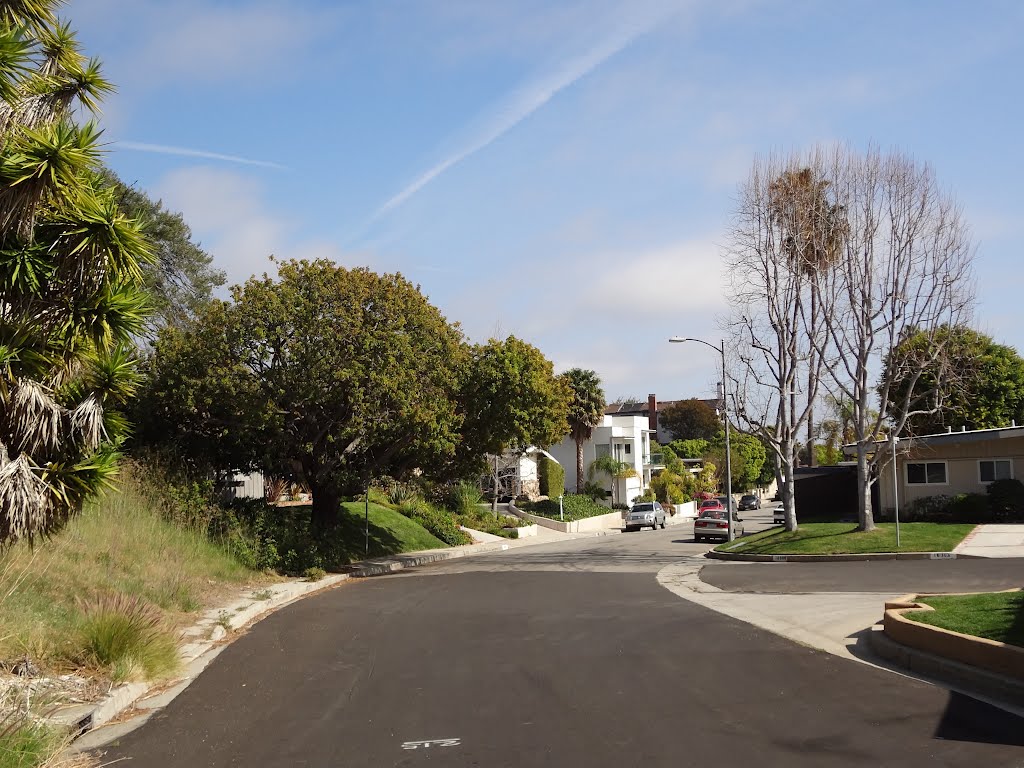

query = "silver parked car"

[
  {"left": 624, "top": 501, "right": 666, "bottom": 531},
  {"left": 693, "top": 509, "right": 745, "bottom": 542}
]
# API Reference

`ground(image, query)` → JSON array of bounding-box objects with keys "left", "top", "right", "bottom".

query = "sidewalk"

[{"left": 954, "top": 524, "right": 1024, "bottom": 557}]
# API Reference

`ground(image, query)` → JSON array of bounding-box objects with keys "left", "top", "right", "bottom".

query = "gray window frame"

[{"left": 905, "top": 461, "right": 948, "bottom": 486}]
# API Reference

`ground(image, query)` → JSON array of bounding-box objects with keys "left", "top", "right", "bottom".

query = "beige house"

[{"left": 876, "top": 425, "right": 1024, "bottom": 514}]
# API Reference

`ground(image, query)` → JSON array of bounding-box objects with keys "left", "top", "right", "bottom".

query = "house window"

[
  {"left": 906, "top": 462, "right": 947, "bottom": 485},
  {"left": 624, "top": 444, "right": 631, "bottom": 455},
  {"left": 979, "top": 459, "right": 1012, "bottom": 483}
]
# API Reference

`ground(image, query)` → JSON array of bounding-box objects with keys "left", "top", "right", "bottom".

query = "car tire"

[
  {"left": 625, "top": 526, "right": 635, "bottom": 532},
  {"left": 660, "top": 520, "right": 666, "bottom": 529},
  {"left": 694, "top": 535, "right": 702, "bottom": 542}
]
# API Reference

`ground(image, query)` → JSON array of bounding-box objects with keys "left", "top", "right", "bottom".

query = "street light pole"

[{"left": 669, "top": 336, "right": 735, "bottom": 542}]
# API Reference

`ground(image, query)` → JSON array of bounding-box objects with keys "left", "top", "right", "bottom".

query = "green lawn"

[
  {"left": 335, "top": 501, "right": 447, "bottom": 557},
  {"left": 716, "top": 522, "right": 976, "bottom": 555},
  {"left": 905, "top": 591, "right": 1024, "bottom": 647}
]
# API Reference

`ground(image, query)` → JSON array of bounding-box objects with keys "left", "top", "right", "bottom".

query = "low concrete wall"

[
  {"left": 667, "top": 501, "right": 697, "bottom": 524},
  {"left": 883, "top": 591, "right": 1024, "bottom": 681},
  {"left": 515, "top": 523, "right": 538, "bottom": 538},
  {"left": 508, "top": 502, "right": 623, "bottom": 533}
]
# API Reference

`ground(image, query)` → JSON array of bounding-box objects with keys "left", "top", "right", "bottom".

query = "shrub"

[
  {"left": 950, "top": 493, "right": 992, "bottom": 522},
  {"left": 987, "top": 478, "right": 1024, "bottom": 517},
  {"left": 450, "top": 481, "right": 483, "bottom": 517},
  {"left": 76, "top": 594, "right": 181, "bottom": 682},
  {"left": 519, "top": 494, "right": 610, "bottom": 522},
  {"left": 579, "top": 481, "right": 607, "bottom": 501},
  {"left": 631, "top": 490, "right": 655, "bottom": 504},
  {"left": 538, "top": 456, "right": 565, "bottom": 498},
  {"left": 210, "top": 501, "right": 281, "bottom": 571},
  {"left": 397, "top": 500, "right": 472, "bottom": 546},
  {"left": 905, "top": 494, "right": 954, "bottom": 522},
  {"left": 303, "top": 567, "right": 327, "bottom": 582},
  {"left": 903, "top": 493, "right": 992, "bottom": 523}
]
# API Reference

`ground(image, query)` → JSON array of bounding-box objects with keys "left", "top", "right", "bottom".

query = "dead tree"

[
  {"left": 722, "top": 152, "right": 836, "bottom": 532},
  {"left": 813, "top": 146, "right": 975, "bottom": 531}
]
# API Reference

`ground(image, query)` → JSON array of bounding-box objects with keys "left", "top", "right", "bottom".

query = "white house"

[{"left": 547, "top": 414, "right": 664, "bottom": 505}]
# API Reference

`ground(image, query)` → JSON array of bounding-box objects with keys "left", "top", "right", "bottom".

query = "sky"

[{"left": 66, "top": 0, "right": 1024, "bottom": 403}]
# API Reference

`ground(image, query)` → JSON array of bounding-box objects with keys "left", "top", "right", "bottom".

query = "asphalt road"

[{"left": 96, "top": 528, "right": 1024, "bottom": 767}]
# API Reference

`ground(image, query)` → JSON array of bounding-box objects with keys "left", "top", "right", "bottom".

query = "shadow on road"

[{"left": 934, "top": 691, "right": 1024, "bottom": 746}]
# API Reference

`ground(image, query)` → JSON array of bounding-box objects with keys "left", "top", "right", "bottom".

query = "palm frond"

[
  {"left": 0, "top": 452, "right": 48, "bottom": 546},
  {"left": 0, "top": 119, "right": 102, "bottom": 240},
  {"left": 68, "top": 282, "right": 149, "bottom": 348},
  {"left": 8, "top": 377, "right": 65, "bottom": 453},
  {"left": 36, "top": 18, "right": 79, "bottom": 77},
  {"left": 0, "top": 24, "right": 32, "bottom": 105},
  {"left": 69, "top": 391, "right": 103, "bottom": 450},
  {"left": 0, "top": 0, "right": 57, "bottom": 33}
]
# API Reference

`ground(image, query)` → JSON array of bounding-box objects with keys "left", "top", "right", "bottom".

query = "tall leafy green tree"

[
  {"left": 102, "top": 170, "right": 224, "bottom": 332},
  {"left": 136, "top": 260, "right": 466, "bottom": 531},
  {"left": 0, "top": 4, "right": 151, "bottom": 546},
  {"left": 559, "top": 368, "right": 605, "bottom": 492},
  {"left": 660, "top": 398, "right": 721, "bottom": 441},
  {"left": 886, "top": 326, "right": 1024, "bottom": 435},
  {"left": 459, "top": 336, "right": 569, "bottom": 456},
  {"left": 704, "top": 431, "right": 766, "bottom": 493}
]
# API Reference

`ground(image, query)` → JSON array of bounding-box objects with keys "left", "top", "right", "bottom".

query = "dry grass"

[{"left": 0, "top": 473, "right": 264, "bottom": 673}]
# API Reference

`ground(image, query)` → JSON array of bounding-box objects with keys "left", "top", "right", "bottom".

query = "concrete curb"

[
  {"left": 881, "top": 590, "right": 1024, "bottom": 681},
  {"left": 868, "top": 624, "right": 1024, "bottom": 708},
  {"left": 705, "top": 550, "right": 979, "bottom": 563}
]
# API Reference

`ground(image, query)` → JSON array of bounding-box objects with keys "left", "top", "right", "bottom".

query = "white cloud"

[
  {"left": 154, "top": 167, "right": 350, "bottom": 289},
  {"left": 69, "top": 0, "right": 341, "bottom": 86}
]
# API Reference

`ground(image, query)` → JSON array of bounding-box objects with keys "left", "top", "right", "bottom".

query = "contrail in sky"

[
  {"left": 117, "top": 141, "right": 287, "bottom": 170},
  {"left": 371, "top": 4, "right": 679, "bottom": 222}
]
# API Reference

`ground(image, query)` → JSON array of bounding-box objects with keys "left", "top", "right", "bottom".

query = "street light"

[{"left": 669, "top": 336, "right": 735, "bottom": 542}]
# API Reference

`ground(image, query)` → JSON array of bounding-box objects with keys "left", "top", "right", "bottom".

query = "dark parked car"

[{"left": 738, "top": 494, "right": 760, "bottom": 511}]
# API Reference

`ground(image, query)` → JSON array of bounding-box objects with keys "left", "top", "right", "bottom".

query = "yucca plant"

[
  {"left": 386, "top": 481, "right": 418, "bottom": 507},
  {"left": 0, "top": 2, "right": 149, "bottom": 547}
]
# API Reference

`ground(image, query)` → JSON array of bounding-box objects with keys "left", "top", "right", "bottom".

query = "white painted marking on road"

[
  {"left": 929, "top": 552, "right": 956, "bottom": 559},
  {"left": 771, "top": 555, "right": 787, "bottom": 562},
  {"left": 401, "top": 738, "right": 461, "bottom": 750},
  {"left": 501, "top": 544, "right": 509, "bottom": 550}
]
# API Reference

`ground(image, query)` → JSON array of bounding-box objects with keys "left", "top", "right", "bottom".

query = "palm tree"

[
  {"left": 0, "top": 4, "right": 150, "bottom": 546},
  {"left": 587, "top": 455, "right": 637, "bottom": 507},
  {"left": 559, "top": 368, "right": 605, "bottom": 492}
]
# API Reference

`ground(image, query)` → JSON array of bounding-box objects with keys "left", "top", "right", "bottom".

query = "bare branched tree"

[
  {"left": 723, "top": 151, "right": 836, "bottom": 531},
  {"left": 814, "top": 146, "right": 975, "bottom": 530}
]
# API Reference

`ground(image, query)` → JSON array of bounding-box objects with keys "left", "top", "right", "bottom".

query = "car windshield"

[
  {"left": 742, "top": 495, "right": 756, "bottom": 501},
  {"left": 632, "top": 504, "right": 653, "bottom": 512},
  {"left": 700, "top": 501, "right": 719, "bottom": 508}
]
